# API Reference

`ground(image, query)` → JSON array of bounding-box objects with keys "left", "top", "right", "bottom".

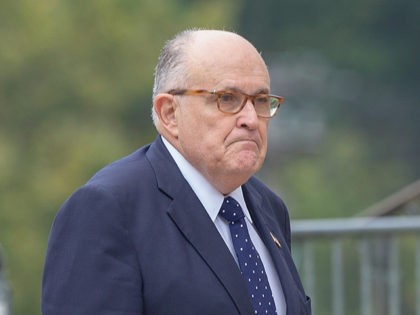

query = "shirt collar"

[{"left": 162, "top": 136, "right": 253, "bottom": 223}]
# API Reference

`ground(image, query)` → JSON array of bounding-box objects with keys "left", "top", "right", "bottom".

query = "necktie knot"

[{"left": 219, "top": 196, "right": 245, "bottom": 223}]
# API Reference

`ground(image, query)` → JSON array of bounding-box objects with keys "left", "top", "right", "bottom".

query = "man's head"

[{"left": 153, "top": 29, "right": 278, "bottom": 194}]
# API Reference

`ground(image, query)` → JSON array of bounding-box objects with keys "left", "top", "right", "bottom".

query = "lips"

[{"left": 228, "top": 137, "right": 260, "bottom": 149}]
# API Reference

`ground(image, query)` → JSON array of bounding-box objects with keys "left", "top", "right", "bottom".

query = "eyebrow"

[{"left": 221, "top": 86, "right": 270, "bottom": 95}]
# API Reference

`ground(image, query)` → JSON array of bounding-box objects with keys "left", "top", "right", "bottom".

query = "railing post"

[
  {"left": 302, "top": 241, "right": 315, "bottom": 314},
  {"left": 388, "top": 236, "right": 400, "bottom": 315},
  {"left": 372, "top": 237, "right": 388, "bottom": 315},
  {"left": 359, "top": 239, "right": 372, "bottom": 315},
  {"left": 0, "top": 245, "right": 11, "bottom": 315},
  {"left": 416, "top": 235, "right": 420, "bottom": 315},
  {"left": 332, "top": 239, "right": 344, "bottom": 315}
]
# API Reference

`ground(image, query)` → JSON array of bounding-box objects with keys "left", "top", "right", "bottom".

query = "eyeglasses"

[{"left": 167, "top": 89, "right": 285, "bottom": 118}]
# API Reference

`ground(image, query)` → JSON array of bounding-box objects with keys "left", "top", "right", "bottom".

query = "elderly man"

[{"left": 42, "top": 29, "right": 311, "bottom": 315}]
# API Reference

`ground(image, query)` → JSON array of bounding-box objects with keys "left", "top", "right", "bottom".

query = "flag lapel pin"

[{"left": 270, "top": 232, "right": 282, "bottom": 249}]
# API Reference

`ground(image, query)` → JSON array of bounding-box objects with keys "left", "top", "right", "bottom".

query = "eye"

[
  {"left": 219, "top": 93, "right": 237, "bottom": 103},
  {"left": 254, "top": 95, "right": 270, "bottom": 105}
]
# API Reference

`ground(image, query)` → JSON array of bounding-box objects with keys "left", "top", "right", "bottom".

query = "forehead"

[{"left": 186, "top": 32, "right": 270, "bottom": 91}]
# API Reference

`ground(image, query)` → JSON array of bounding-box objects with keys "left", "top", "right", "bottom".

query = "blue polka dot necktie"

[{"left": 220, "top": 196, "right": 277, "bottom": 315}]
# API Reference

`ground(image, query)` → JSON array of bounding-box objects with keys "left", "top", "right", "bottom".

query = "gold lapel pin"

[{"left": 270, "top": 232, "right": 282, "bottom": 249}]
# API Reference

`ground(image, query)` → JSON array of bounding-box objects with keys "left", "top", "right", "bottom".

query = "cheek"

[
  {"left": 182, "top": 111, "right": 226, "bottom": 144},
  {"left": 259, "top": 122, "right": 269, "bottom": 144},
  {"left": 178, "top": 114, "right": 219, "bottom": 153},
  {"left": 259, "top": 121, "right": 268, "bottom": 142},
  {"left": 177, "top": 109, "right": 201, "bottom": 137}
]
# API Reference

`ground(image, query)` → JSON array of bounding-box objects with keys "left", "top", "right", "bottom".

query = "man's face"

[{"left": 173, "top": 32, "right": 271, "bottom": 193}]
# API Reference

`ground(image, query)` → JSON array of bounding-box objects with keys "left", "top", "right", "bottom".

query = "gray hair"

[{"left": 151, "top": 29, "right": 197, "bottom": 125}]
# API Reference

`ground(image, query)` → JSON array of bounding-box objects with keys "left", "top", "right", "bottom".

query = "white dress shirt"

[{"left": 162, "top": 137, "right": 286, "bottom": 314}]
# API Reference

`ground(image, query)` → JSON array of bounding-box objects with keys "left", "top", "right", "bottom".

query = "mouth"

[{"left": 229, "top": 138, "right": 260, "bottom": 150}]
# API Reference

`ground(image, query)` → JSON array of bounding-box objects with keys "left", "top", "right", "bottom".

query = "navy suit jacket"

[{"left": 42, "top": 136, "right": 311, "bottom": 315}]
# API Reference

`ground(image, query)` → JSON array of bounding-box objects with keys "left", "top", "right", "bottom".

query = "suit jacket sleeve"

[{"left": 42, "top": 184, "right": 142, "bottom": 315}]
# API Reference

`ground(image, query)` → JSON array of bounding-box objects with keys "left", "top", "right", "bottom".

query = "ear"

[{"left": 153, "top": 93, "right": 179, "bottom": 138}]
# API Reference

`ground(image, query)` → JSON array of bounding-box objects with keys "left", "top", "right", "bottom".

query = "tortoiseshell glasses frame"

[{"left": 167, "top": 89, "right": 285, "bottom": 118}]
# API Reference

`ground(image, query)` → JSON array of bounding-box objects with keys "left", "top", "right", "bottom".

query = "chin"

[
  {"left": 239, "top": 150, "right": 264, "bottom": 166},
  {"left": 230, "top": 158, "right": 262, "bottom": 176}
]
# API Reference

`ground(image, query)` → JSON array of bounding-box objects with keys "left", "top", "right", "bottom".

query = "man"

[{"left": 42, "top": 29, "right": 311, "bottom": 315}]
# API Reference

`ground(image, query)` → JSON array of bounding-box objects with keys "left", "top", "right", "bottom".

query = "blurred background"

[{"left": 0, "top": 0, "right": 418, "bottom": 314}]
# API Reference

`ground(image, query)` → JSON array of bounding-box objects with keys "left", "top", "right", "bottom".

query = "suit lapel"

[
  {"left": 242, "top": 183, "right": 302, "bottom": 315},
  {"left": 146, "top": 137, "right": 254, "bottom": 315}
]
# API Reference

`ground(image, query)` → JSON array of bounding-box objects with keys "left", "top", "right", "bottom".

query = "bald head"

[
  {"left": 189, "top": 30, "right": 267, "bottom": 70},
  {"left": 152, "top": 29, "right": 269, "bottom": 125}
]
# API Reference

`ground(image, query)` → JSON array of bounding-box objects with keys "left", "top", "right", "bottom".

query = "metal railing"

[
  {"left": 291, "top": 216, "right": 420, "bottom": 315},
  {"left": 0, "top": 245, "right": 11, "bottom": 315}
]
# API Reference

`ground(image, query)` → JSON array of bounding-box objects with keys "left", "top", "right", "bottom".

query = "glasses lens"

[
  {"left": 268, "top": 97, "right": 281, "bottom": 117},
  {"left": 217, "top": 92, "right": 281, "bottom": 117},
  {"left": 252, "top": 95, "right": 272, "bottom": 117},
  {"left": 218, "top": 92, "right": 244, "bottom": 113}
]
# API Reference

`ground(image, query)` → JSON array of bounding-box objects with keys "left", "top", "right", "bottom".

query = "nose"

[{"left": 237, "top": 98, "right": 259, "bottom": 129}]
